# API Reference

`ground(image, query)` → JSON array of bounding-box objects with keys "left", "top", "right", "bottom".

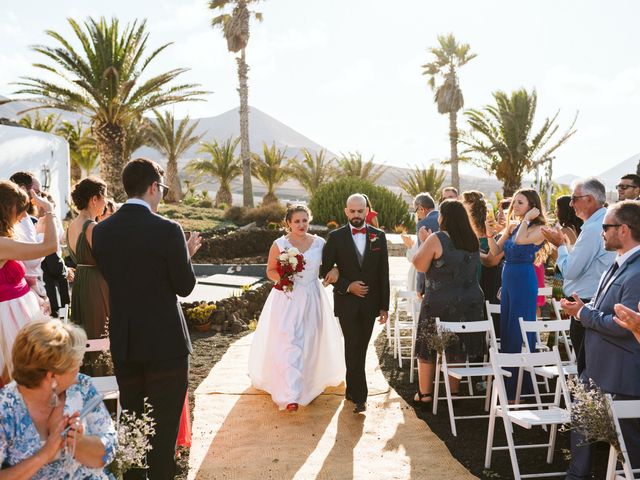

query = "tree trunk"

[
  {"left": 215, "top": 184, "right": 233, "bottom": 208},
  {"left": 94, "top": 122, "right": 127, "bottom": 202},
  {"left": 449, "top": 110, "right": 460, "bottom": 191},
  {"left": 237, "top": 49, "right": 254, "bottom": 207},
  {"left": 165, "top": 155, "right": 183, "bottom": 203},
  {"left": 262, "top": 191, "right": 278, "bottom": 205},
  {"left": 502, "top": 176, "right": 522, "bottom": 198},
  {"left": 70, "top": 160, "right": 82, "bottom": 185}
]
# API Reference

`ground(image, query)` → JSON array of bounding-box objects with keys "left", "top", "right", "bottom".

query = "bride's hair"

[{"left": 283, "top": 204, "right": 313, "bottom": 232}]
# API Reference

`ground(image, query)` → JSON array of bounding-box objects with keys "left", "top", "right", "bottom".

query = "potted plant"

[{"left": 186, "top": 303, "right": 217, "bottom": 332}]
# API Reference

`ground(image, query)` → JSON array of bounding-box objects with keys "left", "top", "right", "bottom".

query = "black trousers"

[
  {"left": 338, "top": 307, "right": 376, "bottom": 404},
  {"left": 114, "top": 355, "right": 189, "bottom": 480},
  {"left": 568, "top": 297, "right": 590, "bottom": 375}
]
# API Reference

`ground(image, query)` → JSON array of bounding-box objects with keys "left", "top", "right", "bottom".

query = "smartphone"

[{"left": 61, "top": 394, "right": 103, "bottom": 436}]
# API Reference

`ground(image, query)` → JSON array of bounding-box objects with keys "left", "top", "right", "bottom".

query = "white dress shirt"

[
  {"left": 13, "top": 215, "right": 46, "bottom": 296},
  {"left": 125, "top": 198, "right": 152, "bottom": 211},
  {"left": 349, "top": 223, "right": 367, "bottom": 256}
]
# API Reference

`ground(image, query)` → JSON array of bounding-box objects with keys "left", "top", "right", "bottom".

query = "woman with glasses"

[
  {"left": 486, "top": 188, "right": 547, "bottom": 402},
  {"left": 66, "top": 177, "right": 110, "bottom": 376}
]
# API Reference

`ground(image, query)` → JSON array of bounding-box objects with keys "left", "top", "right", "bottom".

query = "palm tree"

[
  {"left": 251, "top": 142, "right": 290, "bottom": 205},
  {"left": 148, "top": 111, "right": 203, "bottom": 203},
  {"left": 14, "top": 17, "right": 206, "bottom": 201},
  {"left": 123, "top": 116, "right": 153, "bottom": 162},
  {"left": 189, "top": 138, "right": 242, "bottom": 207},
  {"left": 462, "top": 88, "right": 577, "bottom": 197},
  {"left": 336, "top": 151, "right": 387, "bottom": 182},
  {"left": 288, "top": 148, "right": 335, "bottom": 197},
  {"left": 209, "top": 0, "right": 263, "bottom": 208},
  {"left": 422, "top": 34, "right": 477, "bottom": 192},
  {"left": 18, "top": 112, "right": 59, "bottom": 132},
  {"left": 56, "top": 120, "right": 98, "bottom": 181},
  {"left": 397, "top": 164, "right": 446, "bottom": 198}
]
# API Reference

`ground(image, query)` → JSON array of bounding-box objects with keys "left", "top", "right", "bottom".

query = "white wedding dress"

[{"left": 248, "top": 235, "right": 346, "bottom": 409}]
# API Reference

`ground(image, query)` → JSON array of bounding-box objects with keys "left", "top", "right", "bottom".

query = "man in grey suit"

[
  {"left": 562, "top": 200, "right": 640, "bottom": 479},
  {"left": 414, "top": 192, "right": 439, "bottom": 296}
]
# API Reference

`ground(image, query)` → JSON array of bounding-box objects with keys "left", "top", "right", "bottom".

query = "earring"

[{"left": 50, "top": 378, "right": 59, "bottom": 408}]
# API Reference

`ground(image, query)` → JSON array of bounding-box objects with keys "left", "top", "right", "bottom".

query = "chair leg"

[
  {"left": 547, "top": 423, "right": 558, "bottom": 463},
  {"left": 386, "top": 314, "right": 393, "bottom": 348},
  {"left": 503, "top": 415, "right": 522, "bottom": 480},
  {"left": 409, "top": 328, "right": 417, "bottom": 383},
  {"left": 515, "top": 366, "right": 523, "bottom": 403},
  {"left": 444, "top": 372, "right": 457, "bottom": 437},
  {"left": 484, "top": 376, "right": 493, "bottom": 412},
  {"left": 484, "top": 385, "right": 498, "bottom": 469},
  {"left": 432, "top": 357, "right": 441, "bottom": 415},
  {"left": 605, "top": 445, "right": 618, "bottom": 480}
]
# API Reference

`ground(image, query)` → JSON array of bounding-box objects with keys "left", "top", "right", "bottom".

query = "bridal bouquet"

[{"left": 274, "top": 247, "right": 306, "bottom": 294}]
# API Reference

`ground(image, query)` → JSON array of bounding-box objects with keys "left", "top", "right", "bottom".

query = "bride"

[{"left": 248, "top": 204, "right": 345, "bottom": 411}]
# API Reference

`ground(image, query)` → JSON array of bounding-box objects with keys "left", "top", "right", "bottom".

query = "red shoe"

[{"left": 285, "top": 403, "right": 299, "bottom": 412}]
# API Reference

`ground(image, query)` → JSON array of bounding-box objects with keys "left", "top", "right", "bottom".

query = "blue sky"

[{"left": 1, "top": 0, "right": 639, "bottom": 178}]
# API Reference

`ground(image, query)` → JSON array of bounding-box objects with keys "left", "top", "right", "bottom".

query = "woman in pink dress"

[{"left": 0, "top": 181, "right": 58, "bottom": 385}]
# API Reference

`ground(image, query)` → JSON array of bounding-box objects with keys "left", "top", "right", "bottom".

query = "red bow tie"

[{"left": 352, "top": 227, "right": 367, "bottom": 235}]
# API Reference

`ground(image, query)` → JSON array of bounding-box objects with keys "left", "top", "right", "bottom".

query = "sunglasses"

[
  {"left": 616, "top": 184, "right": 639, "bottom": 190},
  {"left": 602, "top": 224, "right": 622, "bottom": 232},
  {"left": 570, "top": 194, "right": 590, "bottom": 202},
  {"left": 157, "top": 182, "right": 170, "bottom": 199}
]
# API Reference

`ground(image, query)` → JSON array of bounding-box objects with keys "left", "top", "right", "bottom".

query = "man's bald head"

[{"left": 345, "top": 193, "right": 368, "bottom": 227}]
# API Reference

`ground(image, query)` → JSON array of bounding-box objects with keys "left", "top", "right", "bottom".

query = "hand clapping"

[{"left": 186, "top": 231, "right": 202, "bottom": 258}]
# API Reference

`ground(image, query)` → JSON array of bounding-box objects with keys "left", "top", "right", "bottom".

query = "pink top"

[
  {"left": 534, "top": 263, "right": 545, "bottom": 307},
  {"left": 0, "top": 260, "right": 30, "bottom": 302}
]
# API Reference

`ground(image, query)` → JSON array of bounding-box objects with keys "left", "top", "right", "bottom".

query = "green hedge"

[{"left": 309, "top": 177, "right": 414, "bottom": 231}]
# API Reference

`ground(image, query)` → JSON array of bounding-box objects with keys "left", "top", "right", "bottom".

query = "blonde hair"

[{"left": 12, "top": 320, "right": 87, "bottom": 388}]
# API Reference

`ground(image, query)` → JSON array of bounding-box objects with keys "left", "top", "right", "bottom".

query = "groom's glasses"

[{"left": 157, "top": 182, "right": 170, "bottom": 199}]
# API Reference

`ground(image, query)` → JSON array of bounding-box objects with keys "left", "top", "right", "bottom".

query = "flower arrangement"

[
  {"left": 562, "top": 377, "right": 619, "bottom": 453},
  {"left": 420, "top": 322, "right": 459, "bottom": 354},
  {"left": 109, "top": 400, "right": 156, "bottom": 479},
  {"left": 186, "top": 303, "right": 217, "bottom": 326},
  {"left": 274, "top": 247, "right": 306, "bottom": 294}
]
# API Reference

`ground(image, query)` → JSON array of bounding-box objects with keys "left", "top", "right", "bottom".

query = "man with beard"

[
  {"left": 561, "top": 200, "right": 640, "bottom": 479},
  {"left": 320, "top": 193, "right": 390, "bottom": 413},
  {"left": 616, "top": 173, "right": 640, "bottom": 201}
]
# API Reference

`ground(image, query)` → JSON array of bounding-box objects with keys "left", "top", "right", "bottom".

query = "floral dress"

[{"left": 0, "top": 374, "right": 117, "bottom": 479}]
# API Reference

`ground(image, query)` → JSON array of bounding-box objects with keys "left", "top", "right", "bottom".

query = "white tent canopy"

[{"left": 0, "top": 125, "right": 70, "bottom": 218}]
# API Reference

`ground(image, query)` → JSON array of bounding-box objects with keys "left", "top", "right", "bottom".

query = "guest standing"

[
  {"left": 414, "top": 193, "right": 439, "bottom": 297},
  {"left": 0, "top": 319, "right": 116, "bottom": 479},
  {"left": 93, "top": 158, "right": 202, "bottom": 479},
  {"left": 412, "top": 200, "right": 485, "bottom": 404},
  {"left": 561, "top": 200, "right": 640, "bottom": 479},
  {"left": 362, "top": 193, "right": 379, "bottom": 228},
  {"left": 0, "top": 181, "right": 58, "bottom": 385},
  {"left": 487, "top": 189, "right": 547, "bottom": 401},
  {"left": 541, "top": 178, "right": 615, "bottom": 374},
  {"left": 66, "top": 177, "right": 110, "bottom": 374}
]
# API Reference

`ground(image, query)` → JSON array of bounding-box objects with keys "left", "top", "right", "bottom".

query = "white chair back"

[
  {"left": 605, "top": 395, "right": 640, "bottom": 480},
  {"left": 538, "top": 286, "right": 553, "bottom": 297},
  {"left": 85, "top": 338, "right": 110, "bottom": 353},
  {"left": 518, "top": 317, "right": 575, "bottom": 362}
]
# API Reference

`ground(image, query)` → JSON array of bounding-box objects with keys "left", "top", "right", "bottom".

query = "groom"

[{"left": 321, "top": 193, "right": 390, "bottom": 413}]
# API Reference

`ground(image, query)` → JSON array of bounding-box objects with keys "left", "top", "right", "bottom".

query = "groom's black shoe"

[{"left": 353, "top": 402, "right": 366, "bottom": 413}]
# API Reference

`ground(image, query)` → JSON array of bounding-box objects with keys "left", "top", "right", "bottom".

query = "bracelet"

[{"left": 44, "top": 211, "right": 55, "bottom": 217}]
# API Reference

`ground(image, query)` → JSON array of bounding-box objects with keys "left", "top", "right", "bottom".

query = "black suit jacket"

[
  {"left": 320, "top": 224, "right": 390, "bottom": 318},
  {"left": 92, "top": 204, "right": 196, "bottom": 363}
]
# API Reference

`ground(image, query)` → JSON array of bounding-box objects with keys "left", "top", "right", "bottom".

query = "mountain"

[
  {"left": 1, "top": 95, "right": 506, "bottom": 201},
  {"left": 596, "top": 153, "right": 640, "bottom": 188}
]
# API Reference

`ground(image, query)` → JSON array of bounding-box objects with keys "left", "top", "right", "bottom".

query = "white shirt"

[
  {"left": 125, "top": 198, "right": 152, "bottom": 211},
  {"left": 349, "top": 223, "right": 367, "bottom": 257},
  {"left": 14, "top": 216, "right": 44, "bottom": 278}
]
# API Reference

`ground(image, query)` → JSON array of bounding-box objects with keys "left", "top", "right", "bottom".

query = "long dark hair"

[
  {"left": 507, "top": 188, "right": 546, "bottom": 227},
  {"left": 439, "top": 200, "right": 479, "bottom": 252},
  {"left": 0, "top": 181, "right": 30, "bottom": 238},
  {"left": 556, "top": 195, "right": 583, "bottom": 234},
  {"left": 461, "top": 190, "right": 487, "bottom": 237}
]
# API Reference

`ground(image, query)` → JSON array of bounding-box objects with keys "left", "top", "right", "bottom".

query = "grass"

[{"left": 158, "top": 202, "right": 232, "bottom": 232}]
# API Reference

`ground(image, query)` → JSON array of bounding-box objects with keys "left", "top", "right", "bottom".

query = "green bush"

[{"left": 309, "top": 177, "right": 414, "bottom": 231}]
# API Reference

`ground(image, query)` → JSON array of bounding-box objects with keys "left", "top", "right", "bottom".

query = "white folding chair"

[
  {"left": 394, "top": 291, "right": 420, "bottom": 378},
  {"left": 551, "top": 298, "right": 574, "bottom": 353},
  {"left": 517, "top": 318, "right": 576, "bottom": 406},
  {"left": 538, "top": 286, "right": 553, "bottom": 298},
  {"left": 605, "top": 395, "right": 640, "bottom": 480},
  {"left": 432, "top": 318, "right": 507, "bottom": 436},
  {"left": 485, "top": 347, "right": 572, "bottom": 479},
  {"left": 486, "top": 301, "right": 501, "bottom": 348},
  {"left": 85, "top": 338, "right": 121, "bottom": 422},
  {"left": 58, "top": 306, "right": 69, "bottom": 323}
]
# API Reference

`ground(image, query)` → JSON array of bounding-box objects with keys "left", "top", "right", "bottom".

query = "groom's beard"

[{"left": 349, "top": 218, "right": 365, "bottom": 228}]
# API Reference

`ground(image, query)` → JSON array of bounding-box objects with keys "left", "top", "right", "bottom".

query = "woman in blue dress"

[
  {"left": 486, "top": 189, "right": 547, "bottom": 401},
  {"left": 0, "top": 319, "right": 116, "bottom": 479}
]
